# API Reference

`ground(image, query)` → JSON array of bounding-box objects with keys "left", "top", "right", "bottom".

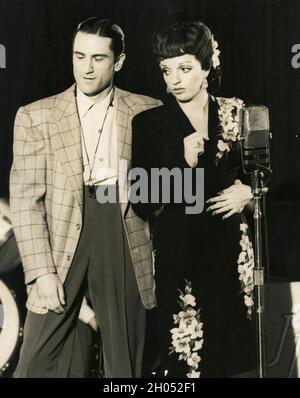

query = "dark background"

[{"left": 0, "top": 0, "right": 299, "bottom": 278}]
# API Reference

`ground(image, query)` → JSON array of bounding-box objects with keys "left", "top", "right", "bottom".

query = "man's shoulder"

[
  {"left": 23, "top": 86, "right": 74, "bottom": 113},
  {"left": 132, "top": 100, "right": 167, "bottom": 125},
  {"left": 17, "top": 85, "right": 75, "bottom": 125},
  {"left": 116, "top": 87, "right": 162, "bottom": 112}
]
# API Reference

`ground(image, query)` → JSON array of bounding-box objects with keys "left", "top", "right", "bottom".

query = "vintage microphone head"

[{"left": 241, "top": 105, "right": 271, "bottom": 173}]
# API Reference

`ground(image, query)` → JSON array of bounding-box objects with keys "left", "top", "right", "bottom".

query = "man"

[
  {"left": 0, "top": 198, "right": 97, "bottom": 377},
  {"left": 10, "top": 17, "right": 161, "bottom": 378}
]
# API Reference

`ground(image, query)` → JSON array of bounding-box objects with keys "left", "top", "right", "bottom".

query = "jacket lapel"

[
  {"left": 49, "top": 85, "right": 84, "bottom": 212},
  {"left": 164, "top": 95, "right": 195, "bottom": 140},
  {"left": 114, "top": 88, "right": 135, "bottom": 215},
  {"left": 208, "top": 95, "right": 220, "bottom": 141},
  {"left": 114, "top": 87, "right": 134, "bottom": 162},
  {"left": 164, "top": 93, "right": 220, "bottom": 140}
]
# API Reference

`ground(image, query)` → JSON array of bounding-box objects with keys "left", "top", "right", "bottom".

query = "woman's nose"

[{"left": 171, "top": 71, "right": 180, "bottom": 85}]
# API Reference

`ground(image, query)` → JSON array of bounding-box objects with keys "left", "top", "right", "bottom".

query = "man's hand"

[
  {"left": 36, "top": 274, "right": 65, "bottom": 314},
  {"left": 206, "top": 179, "right": 253, "bottom": 219}
]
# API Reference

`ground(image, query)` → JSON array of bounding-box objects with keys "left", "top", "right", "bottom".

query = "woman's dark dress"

[{"left": 132, "top": 95, "right": 256, "bottom": 378}]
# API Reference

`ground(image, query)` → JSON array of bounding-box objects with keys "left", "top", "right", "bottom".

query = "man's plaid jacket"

[{"left": 10, "top": 84, "right": 161, "bottom": 314}]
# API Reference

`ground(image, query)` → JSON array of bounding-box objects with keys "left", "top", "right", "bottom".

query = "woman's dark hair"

[
  {"left": 73, "top": 17, "right": 125, "bottom": 60},
  {"left": 152, "top": 21, "right": 221, "bottom": 94}
]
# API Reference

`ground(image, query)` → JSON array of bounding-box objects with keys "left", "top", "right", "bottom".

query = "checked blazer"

[{"left": 10, "top": 84, "right": 162, "bottom": 314}]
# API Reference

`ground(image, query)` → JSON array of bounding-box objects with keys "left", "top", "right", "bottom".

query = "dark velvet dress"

[{"left": 132, "top": 95, "right": 256, "bottom": 378}]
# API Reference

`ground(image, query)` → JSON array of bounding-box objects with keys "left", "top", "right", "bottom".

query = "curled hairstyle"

[
  {"left": 152, "top": 21, "right": 221, "bottom": 94},
  {"left": 73, "top": 17, "right": 125, "bottom": 60}
]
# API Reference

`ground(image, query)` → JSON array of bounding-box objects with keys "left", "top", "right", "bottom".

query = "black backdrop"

[{"left": 0, "top": 0, "right": 300, "bottom": 277}]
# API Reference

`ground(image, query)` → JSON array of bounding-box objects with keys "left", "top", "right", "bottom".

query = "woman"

[{"left": 131, "top": 21, "right": 256, "bottom": 378}]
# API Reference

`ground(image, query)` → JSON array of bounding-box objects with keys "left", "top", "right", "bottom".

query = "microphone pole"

[
  {"left": 251, "top": 170, "right": 268, "bottom": 378},
  {"left": 241, "top": 105, "right": 271, "bottom": 378}
]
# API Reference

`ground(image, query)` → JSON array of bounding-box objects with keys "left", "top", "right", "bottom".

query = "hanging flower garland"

[
  {"left": 214, "top": 97, "right": 244, "bottom": 164},
  {"left": 169, "top": 280, "right": 204, "bottom": 378},
  {"left": 238, "top": 223, "right": 255, "bottom": 318}
]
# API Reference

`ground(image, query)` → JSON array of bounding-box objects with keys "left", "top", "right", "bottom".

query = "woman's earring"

[{"left": 202, "top": 78, "right": 208, "bottom": 89}]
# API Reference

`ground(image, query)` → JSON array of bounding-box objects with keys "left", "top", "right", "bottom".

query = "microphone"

[{"left": 240, "top": 105, "right": 271, "bottom": 173}]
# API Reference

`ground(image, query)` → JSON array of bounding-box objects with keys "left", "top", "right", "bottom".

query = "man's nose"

[{"left": 84, "top": 58, "right": 94, "bottom": 73}]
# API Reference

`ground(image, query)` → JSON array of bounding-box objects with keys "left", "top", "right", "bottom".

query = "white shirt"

[{"left": 77, "top": 87, "right": 118, "bottom": 186}]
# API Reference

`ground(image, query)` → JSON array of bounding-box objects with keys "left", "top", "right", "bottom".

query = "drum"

[
  {"left": 0, "top": 201, "right": 26, "bottom": 376},
  {"left": 0, "top": 200, "right": 13, "bottom": 249},
  {"left": 0, "top": 201, "right": 20, "bottom": 275},
  {"left": 0, "top": 279, "right": 23, "bottom": 376}
]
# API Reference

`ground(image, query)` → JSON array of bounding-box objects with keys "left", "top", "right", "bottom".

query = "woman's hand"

[
  {"left": 206, "top": 179, "right": 253, "bottom": 219},
  {"left": 183, "top": 132, "right": 205, "bottom": 168}
]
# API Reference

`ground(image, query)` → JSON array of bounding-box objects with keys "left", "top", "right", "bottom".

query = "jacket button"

[
  {"left": 67, "top": 255, "right": 71, "bottom": 261},
  {"left": 76, "top": 224, "right": 81, "bottom": 230}
]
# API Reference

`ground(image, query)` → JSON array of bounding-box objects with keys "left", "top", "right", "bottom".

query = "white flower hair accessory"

[{"left": 211, "top": 35, "right": 220, "bottom": 69}]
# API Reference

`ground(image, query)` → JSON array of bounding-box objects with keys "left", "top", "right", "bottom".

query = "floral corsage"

[{"left": 215, "top": 97, "right": 244, "bottom": 164}]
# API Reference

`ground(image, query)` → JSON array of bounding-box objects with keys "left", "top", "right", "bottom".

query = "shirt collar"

[{"left": 76, "top": 86, "right": 114, "bottom": 120}]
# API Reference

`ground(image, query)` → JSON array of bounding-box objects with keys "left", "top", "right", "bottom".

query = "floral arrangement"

[
  {"left": 170, "top": 280, "right": 204, "bottom": 378},
  {"left": 238, "top": 223, "right": 255, "bottom": 318},
  {"left": 215, "top": 97, "right": 244, "bottom": 163}
]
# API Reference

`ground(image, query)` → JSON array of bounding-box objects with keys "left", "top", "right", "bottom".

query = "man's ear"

[{"left": 114, "top": 53, "right": 126, "bottom": 72}]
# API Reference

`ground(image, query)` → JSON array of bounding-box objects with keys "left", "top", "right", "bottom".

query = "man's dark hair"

[{"left": 73, "top": 17, "right": 125, "bottom": 60}]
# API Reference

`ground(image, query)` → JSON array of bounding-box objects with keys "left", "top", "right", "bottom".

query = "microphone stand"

[{"left": 250, "top": 170, "right": 268, "bottom": 378}]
